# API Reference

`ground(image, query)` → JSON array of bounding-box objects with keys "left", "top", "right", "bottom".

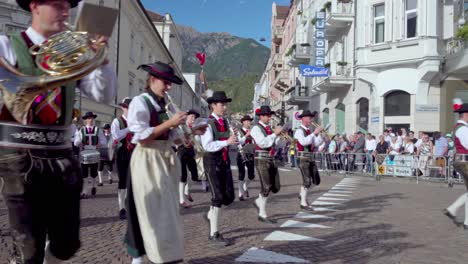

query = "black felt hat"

[
  {"left": 206, "top": 91, "right": 232, "bottom": 104},
  {"left": 138, "top": 61, "right": 183, "bottom": 85},
  {"left": 298, "top": 110, "right": 317, "bottom": 118},
  {"left": 82, "top": 111, "right": 97, "bottom": 120},
  {"left": 118, "top": 97, "right": 132, "bottom": 108},
  {"left": 255, "top": 106, "right": 275, "bottom": 116},
  {"left": 240, "top": 115, "right": 253, "bottom": 122},
  {"left": 103, "top": 124, "right": 111, "bottom": 130},
  {"left": 17, "top": 0, "right": 81, "bottom": 12},
  {"left": 187, "top": 109, "right": 200, "bottom": 118}
]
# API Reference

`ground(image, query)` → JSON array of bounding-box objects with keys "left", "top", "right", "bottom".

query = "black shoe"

[
  {"left": 300, "top": 204, "right": 315, "bottom": 211},
  {"left": 186, "top": 194, "right": 194, "bottom": 202},
  {"left": 97, "top": 182, "right": 103, "bottom": 187},
  {"left": 443, "top": 209, "right": 462, "bottom": 227},
  {"left": 119, "top": 209, "right": 126, "bottom": 220},
  {"left": 258, "top": 216, "right": 277, "bottom": 224},
  {"left": 245, "top": 190, "right": 249, "bottom": 198},
  {"left": 109, "top": 179, "right": 113, "bottom": 184},
  {"left": 80, "top": 193, "right": 88, "bottom": 199},
  {"left": 91, "top": 187, "right": 97, "bottom": 196},
  {"left": 239, "top": 196, "right": 245, "bottom": 201},
  {"left": 208, "top": 232, "right": 232, "bottom": 247}
]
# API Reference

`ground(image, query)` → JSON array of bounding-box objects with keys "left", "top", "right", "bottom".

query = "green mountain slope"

[{"left": 209, "top": 74, "right": 260, "bottom": 113}]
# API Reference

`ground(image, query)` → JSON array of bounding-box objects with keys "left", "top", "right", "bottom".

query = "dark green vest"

[
  {"left": 9, "top": 32, "right": 76, "bottom": 126},
  {"left": 208, "top": 118, "right": 230, "bottom": 141}
]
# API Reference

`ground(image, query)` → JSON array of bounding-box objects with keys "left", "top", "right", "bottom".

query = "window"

[
  {"left": 322, "top": 108, "right": 330, "bottom": 126},
  {"left": 405, "top": 0, "right": 417, "bottom": 38},
  {"left": 465, "top": 1, "right": 468, "bottom": 18},
  {"left": 130, "top": 34, "right": 135, "bottom": 63},
  {"left": 357, "top": 98, "right": 369, "bottom": 131},
  {"left": 374, "top": 4, "right": 385, "bottom": 43},
  {"left": 384, "top": 91, "right": 410, "bottom": 116}
]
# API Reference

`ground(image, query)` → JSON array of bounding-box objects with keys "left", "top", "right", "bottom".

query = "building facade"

[{"left": 263, "top": 0, "right": 468, "bottom": 135}]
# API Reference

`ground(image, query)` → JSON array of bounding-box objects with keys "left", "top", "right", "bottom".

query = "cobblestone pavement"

[{"left": 1, "top": 167, "right": 467, "bottom": 263}]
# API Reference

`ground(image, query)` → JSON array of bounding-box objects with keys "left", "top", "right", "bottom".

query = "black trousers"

[
  {"left": 0, "top": 149, "right": 81, "bottom": 263},
  {"left": 98, "top": 159, "right": 114, "bottom": 172},
  {"left": 254, "top": 158, "right": 280, "bottom": 197},
  {"left": 236, "top": 152, "right": 255, "bottom": 181},
  {"left": 204, "top": 153, "right": 234, "bottom": 208},
  {"left": 81, "top": 163, "right": 98, "bottom": 178},
  {"left": 298, "top": 157, "right": 321, "bottom": 188},
  {"left": 178, "top": 147, "right": 199, "bottom": 183},
  {"left": 116, "top": 147, "right": 131, "bottom": 190}
]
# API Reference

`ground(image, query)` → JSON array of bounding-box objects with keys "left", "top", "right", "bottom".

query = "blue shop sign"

[{"left": 300, "top": 64, "right": 329, "bottom": 77}]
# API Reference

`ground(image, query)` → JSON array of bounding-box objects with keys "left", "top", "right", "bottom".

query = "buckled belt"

[
  {"left": 0, "top": 121, "right": 72, "bottom": 150},
  {"left": 297, "top": 151, "right": 313, "bottom": 158},
  {"left": 255, "top": 150, "right": 273, "bottom": 159}
]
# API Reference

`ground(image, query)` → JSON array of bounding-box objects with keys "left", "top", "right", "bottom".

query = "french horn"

[{"left": 0, "top": 23, "right": 108, "bottom": 125}]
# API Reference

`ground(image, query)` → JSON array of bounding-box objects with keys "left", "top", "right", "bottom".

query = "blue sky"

[{"left": 141, "top": 0, "right": 290, "bottom": 46}]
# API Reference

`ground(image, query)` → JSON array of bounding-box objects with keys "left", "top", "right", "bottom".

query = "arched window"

[
  {"left": 322, "top": 108, "right": 329, "bottom": 126},
  {"left": 357, "top": 98, "right": 369, "bottom": 132},
  {"left": 335, "top": 103, "right": 345, "bottom": 134},
  {"left": 384, "top": 91, "right": 410, "bottom": 116}
]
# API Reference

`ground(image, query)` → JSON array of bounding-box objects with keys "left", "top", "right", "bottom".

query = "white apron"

[{"left": 130, "top": 140, "right": 184, "bottom": 263}]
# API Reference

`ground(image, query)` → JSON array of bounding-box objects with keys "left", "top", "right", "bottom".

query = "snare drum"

[
  {"left": 297, "top": 151, "right": 313, "bottom": 159},
  {"left": 255, "top": 150, "right": 273, "bottom": 160},
  {"left": 80, "top": 150, "right": 100, "bottom": 164}
]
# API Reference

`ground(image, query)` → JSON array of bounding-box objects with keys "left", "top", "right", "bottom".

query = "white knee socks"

[
  {"left": 255, "top": 194, "right": 268, "bottom": 218},
  {"left": 107, "top": 169, "right": 112, "bottom": 181},
  {"left": 208, "top": 206, "right": 219, "bottom": 236},
  {"left": 300, "top": 186, "right": 310, "bottom": 206},
  {"left": 98, "top": 171, "right": 103, "bottom": 184},
  {"left": 184, "top": 182, "right": 190, "bottom": 196},
  {"left": 82, "top": 178, "right": 90, "bottom": 195},
  {"left": 243, "top": 179, "right": 249, "bottom": 192},
  {"left": 43, "top": 241, "right": 62, "bottom": 264},
  {"left": 238, "top": 180, "right": 245, "bottom": 197},
  {"left": 131, "top": 257, "right": 144, "bottom": 264},
  {"left": 179, "top": 182, "right": 186, "bottom": 204},
  {"left": 118, "top": 189, "right": 126, "bottom": 210},
  {"left": 447, "top": 193, "right": 468, "bottom": 225}
]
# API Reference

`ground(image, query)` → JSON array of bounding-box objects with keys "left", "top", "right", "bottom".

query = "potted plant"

[
  {"left": 338, "top": 0, "right": 351, "bottom": 3},
  {"left": 311, "top": 17, "right": 317, "bottom": 25},
  {"left": 324, "top": 63, "right": 331, "bottom": 68},
  {"left": 337, "top": 61, "right": 348, "bottom": 66},
  {"left": 324, "top": 1, "right": 332, "bottom": 11},
  {"left": 337, "top": 61, "right": 348, "bottom": 75},
  {"left": 286, "top": 47, "right": 294, "bottom": 56},
  {"left": 297, "top": 10, "right": 303, "bottom": 15},
  {"left": 456, "top": 24, "right": 468, "bottom": 40}
]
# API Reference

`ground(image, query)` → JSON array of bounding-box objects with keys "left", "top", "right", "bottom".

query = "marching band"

[{"left": 1, "top": 1, "right": 467, "bottom": 263}]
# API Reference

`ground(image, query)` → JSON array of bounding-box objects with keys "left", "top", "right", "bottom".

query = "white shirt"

[
  {"left": 384, "top": 135, "right": 392, "bottom": 145},
  {"left": 111, "top": 115, "right": 129, "bottom": 142},
  {"left": 365, "top": 139, "right": 377, "bottom": 151},
  {"left": 200, "top": 112, "right": 229, "bottom": 152},
  {"left": 238, "top": 127, "right": 250, "bottom": 145},
  {"left": 74, "top": 125, "right": 106, "bottom": 147},
  {"left": 389, "top": 141, "right": 401, "bottom": 155},
  {"left": 415, "top": 138, "right": 423, "bottom": 148},
  {"left": 403, "top": 142, "right": 415, "bottom": 154},
  {"left": 70, "top": 123, "right": 77, "bottom": 143},
  {"left": 251, "top": 121, "right": 278, "bottom": 149},
  {"left": 293, "top": 125, "right": 321, "bottom": 148},
  {"left": 455, "top": 120, "right": 468, "bottom": 150},
  {"left": 0, "top": 27, "right": 116, "bottom": 105},
  {"left": 127, "top": 93, "right": 178, "bottom": 144}
]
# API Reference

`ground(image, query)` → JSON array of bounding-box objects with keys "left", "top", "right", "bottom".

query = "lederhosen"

[
  {"left": 203, "top": 116, "right": 235, "bottom": 207},
  {"left": 453, "top": 122, "right": 468, "bottom": 190},
  {"left": 237, "top": 128, "right": 255, "bottom": 181},
  {"left": 80, "top": 126, "right": 100, "bottom": 178},
  {"left": 296, "top": 127, "right": 321, "bottom": 188},
  {"left": 116, "top": 117, "right": 134, "bottom": 190},
  {"left": 125, "top": 95, "right": 173, "bottom": 259},
  {"left": 254, "top": 125, "right": 280, "bottom": 197},
  {"left": 0, "top": 32, "right": 81, "bottom": 262},
  {"left": 178, "top": 142, "right": 199, "bottom": 183},
  {"left": 98, "top": 133, "right": 114, "bottom": 172}
]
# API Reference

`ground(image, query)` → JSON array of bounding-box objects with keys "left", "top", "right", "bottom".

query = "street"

[{"left": 1, "top": 168, "right": 467, "bottom": 264}]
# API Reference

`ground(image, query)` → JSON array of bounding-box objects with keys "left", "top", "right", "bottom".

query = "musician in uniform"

[
  {"left": 444, "top": 99, "right": 468, "bottom": 230},
  {"left": 293, "top": 110, "right": 322, "bottom": 210},
  {"left": 201, "top": 91, "right": 238, "bottom": 246},
  {"left": 97, "top": 123, "right": 114, "bottom": 186},
  {"left": 178, "top": 109, "right": 201, "bottom": 208},
  {"left": 124, "top": 61, "right": 206, "bottom": 264},
  {"left": 111, "top": 97, "right": 134, "bottom": 219},
  {"left": 0, "top": 0, "right": 116, "bottom": 262},
  {"left": 237, "top": 114, "right": 255, "bottom": 201},
  {"left": 74, "top": 111, "right": 107, "bottom": 198},
  {"left": 251, "top": 106, "right": 283, "bottom": 223}
]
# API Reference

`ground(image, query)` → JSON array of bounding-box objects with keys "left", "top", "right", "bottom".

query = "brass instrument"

[
  {"left": 0, "top": 22, "right": 108, "bottom": 125},
  {"left": 226, "top": 117, "right": 247, "bottom": 162},
  {"left": 279, "top": 131, "right": 295, "bottom": 143},
  {"left": 311, "top": 121, "right": 332, "bottom": 138},
  {"left": 164, "top": 92, "right": 204, "bottom": 153}
]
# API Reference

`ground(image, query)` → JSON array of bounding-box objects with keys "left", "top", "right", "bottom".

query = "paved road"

[{"left": 1, "top": 167, "right": 467, "bottom": 263}]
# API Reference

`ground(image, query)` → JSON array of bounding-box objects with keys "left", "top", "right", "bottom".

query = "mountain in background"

[{"left": 177, "top": 25, "right": 270, "bottom": 112}]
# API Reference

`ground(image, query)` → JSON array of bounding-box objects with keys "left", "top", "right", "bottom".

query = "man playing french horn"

[
  {"left": 293, "top": 110, "right": 323, "bottom": 211},
  {"left": 0, "top": 0, "right": 116, "bottom": 263}
]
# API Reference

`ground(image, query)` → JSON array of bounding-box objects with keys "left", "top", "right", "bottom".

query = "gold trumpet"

[
  {"left": 0, "top": 22, "right": 108, "bottom": 124},
  {"left": 311, "top": 121, "right": 333, "bottom": 138}
]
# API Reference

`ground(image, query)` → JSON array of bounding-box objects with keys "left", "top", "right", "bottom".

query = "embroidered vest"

[
  {"left": 255, "top": 124, "right": 273, "bottom": 151},
  {"left": 296, "top": 127, "right": 312, "bottom": 152},
  {"left": 240, "top": 128, "right": 253, "bottom": 145},
  {"left": 454, "top": 122, "right": 468, "bottom": 154},
  {"left": 4, "top": 32, "right": 75, "bottom": 125},
  {"left": 142, "top": 95, "right": 169, "bottom": 140},
  {"left": 207, "top": 115, "right": 230, "bottom": 141},
  {"left": 81, "top": 126, "right": 99, "bottom": 146}
]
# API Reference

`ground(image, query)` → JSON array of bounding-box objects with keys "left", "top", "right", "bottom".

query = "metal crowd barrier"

[
  {"left": 447, "top": 154, "right": 467, "bottom": 188},
  {"left": 298, "top": 152, "right": 374, "bottom": 177}
]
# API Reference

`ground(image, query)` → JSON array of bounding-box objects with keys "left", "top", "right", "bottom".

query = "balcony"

[
  {"left": 445, "top": 38, "right": 468, "bottom": 79},
  {"left": 289, "top": 44, "right": 311, "bottom": 66},
  {"left": 286, "top": 85, "right": 318, "bottom": 105},
  {"left": 273, "top": 26, "right": 284, "bottom": 44},
  {"left": 272, "top": 70, "right": 289, "bottom": 92},
  {"left": 325, "top": 0, "right": 354, "bottom": 40},
  {"left": 312, "top": 63, "right": 353, "bottom": 92},
  {"left": 272, "top": 53, "right": 283, "bottom": 67}
]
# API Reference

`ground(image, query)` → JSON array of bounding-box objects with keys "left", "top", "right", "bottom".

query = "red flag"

[{"left": 196, "top": 53, "right": 206, "bottom": 66}]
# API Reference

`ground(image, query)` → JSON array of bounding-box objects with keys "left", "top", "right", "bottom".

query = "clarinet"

[{"left": 226, "top": 118, "right": 247, "bottom": 163}]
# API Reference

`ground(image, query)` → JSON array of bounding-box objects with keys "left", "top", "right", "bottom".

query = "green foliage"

[
  {"left": 209, "top": 74, "right": 259, "bottom": 112},
  {"left": 337, "top": 61, "right": 348, "bottom": 66},
  {"left": 324, "top": 63, "right": 331, "bottom": 68},
  {"left": 311, "top": 17, "right": 317, "bottom": 25},
  {"left": 324, "top": 1, "right": 331, "bottom": 10},
  {"left": 456, "top": 25, "right": 468, "bottom": 40}
]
